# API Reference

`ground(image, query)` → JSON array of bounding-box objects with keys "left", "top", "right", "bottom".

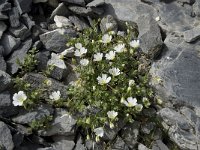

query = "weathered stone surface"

[
  {"left": 69, "top": 15, "right": 89, "bottom": 31},
  {"left": 103, "top": 119, "right": 125, "bottom": 141},
  {"left": 40, "top": 28, "right": 76, "bottom": 53},
  {"left": 138, "top": 143, "right": 151, "bottom": 150},
  {"left": 23, "top": 73, "right": 68, "bottom": 99},
  {"left": 9, "top": 7, "right": 20, "bottom": 28},
  {"left": 0, "top": 0, "right": 11, "bottom": 12},
  {"left": 100, "top": 15, "right": 117, "bottom": 33},
  {"left": 152, "top": 140, "right": 169, "bottom": 150},
  {"left": 137, "top": 14, "right": 163, "bottom": 59},
  {"left": 35, "top": 50, "right": 50, "bottom": 71},
  {"left": 62, "top": 0, "right": 85, "bottom": 6},
  {"left": 21, "top": 13, "right": 35, "bottom": 29},
  {"left": 193, "top": 0, "right": 200, "bottom": 17},
  {"left": 0, "top": 70, "right": 11, "bottom": 92},
  {"left": 31, "top": 25, "right": 46, "bottom": 42},
  {"left": 0, "top": 21, "right": 6, "bottom": 39},
  {"left": 0, "top": 45, "right": 4, "bottom": 55},
  {"left": 141, "top": 122, "right": 155, "bottom": 135},
  {"left": 86, "top": 0, "right": 105, "bottom": 7},
  {"left": 54, "top": 15, "right": 73, "bottom": 28},
  {"left": 0, "top": 33, "right": 21, "bottom": 56},
  {"left": 85, "top": 140, "right": 105, "bottom": 150},
  {"left": 7, "top": 39, "right": 32, "bottom": 74},
  {"left": 9, "top": 23, "right": 31, "bottom": 40},
  {"left": 74, "top": 135, "right": 86, "bottom": 150},
  {"left": 14, "top": 0, "right": 32, "bottom": 14},
  {"left": 150, "top": 33, "right": 200, "bottom": 106},
  {"left": 50, "top": 3, "right": 70, "bottom": 20},
  {"left": 47, "top": 53, "right": 69, "bottom": 80},
  {"left": 184, "top": 27, "right": 200, "bottom": 43},
  {"left": 0, "top": 54, "right": 6, "bottom": 71},
  {"left": 0, "top": 12, "right": 8, "bottom": 20},
  {"left": 68, "top": 6, "right": 93, "bottom": 16},
  {"left": 0, "top": 121, "right": 14, "bottom": 150},
  {"left": 33, "top": 0, "right": 48, "bottom": 3},
  {"left": 39, "top": 108, "right": 76, "bottom": 136},
  {"left": 111, "top": 136, "right": 129, "bottom": 150},
  {"left": 0, "top": 91, "right": 11, "bottom": 107},
  {"left": 121, "top": 122, "right": 140, "bottom": 149},
  {"left": 52, "top": 136, "right": 75, "bottom": 150},
  {"left": 157, "top": 107, "right": 200, "bottom": 150},
  {"left": 12, "top": 104, "right": 53, "bottom": 124}
]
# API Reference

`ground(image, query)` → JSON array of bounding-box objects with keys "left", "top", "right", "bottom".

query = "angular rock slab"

[
  {"left": 150, "top": 33, "right": 200, "bottom": 107},
  {"left": 40, "top": 28, "right": 76, "bottom": 53},
  {"left": 157, "top": 107, "right": 200, "bottom": 150},
  {"left": 0, "top": 70, "right": 11, "bottom": 92},
  {"left": 0, "top": 121, "right": 14, "bottom": 150}
]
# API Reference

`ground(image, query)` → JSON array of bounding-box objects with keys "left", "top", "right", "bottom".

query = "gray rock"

[
  {"left": 150, "top": 33, "right": 200, "bottom": 107},
  {"left": 13, "top": 132, "right": 24, "bottom": 148},
  {"left": 111, "top": 136, "right": 129, "bottom": 150},
  {"left": 23, "top": 73, "right": 68, "bottom": 99},
  {"left": 85, "top": 140, "right": 105, "bottom": 150},
  {"left": 0, "top": 54, "right": 6, "bottom": 71},
  {"left": 74, "top": 135, "right": 86, "bottom": 150},
  {"left": 35, "top": 50, "right": 50, "bottom": 71},
  {"left": 14, "top": 0, "right": 32, "bottom": 14},
  {"left": 68, "top": 6, "right": 93, "bottom": 16},
  {"left": 9, "top": 23, "right": 31, "bottom": 40},
  {"left": 184, "top": 27, "right": 200, "bottom": 43},
  {"left": 0, "top": 91, "right": 11, "bottom": 107},
  {"left": 50, "top": 3, "right": 70, "bottom": 21},
  {"left": 0, "top": 21, "right": 6, "bottom": 39},
  {"left": 32, "top": 41, "right": 42, "bottom": 50},
  {"left": 138, "top": 143, "right": 150, "bottom": 150},
  {"left": 69, "top": 15, "right": 89, "bottom": 31},
  {"left": 47, "top": 53, "right": 69, "bottom": 80},
  {"left": 62, "top": 0, "right": 85, "bottom": 6},
  {"left": 157, "top": 108, "right": 200, "bottom": 150},
  {"left": 7, "top": 39, "right": 32, "bottom": 74},
  {"left": 9, "top": 7, "right": 20, "bottom": 28},
  {"left": 100, "top": 15, "right": 118, "bottom": 33},
  {"left": 52, "top": 139, "right": 75, "bottom": 150},
  {"left": 0, "top": 121, "right": 14, "bottom": 150},
  {"left": 152, "top": 140, "right": 169, "bottom": 150},
  {"left": 33, "top": 0, "right": 48, "bottom": 3},
  {"left": 39, "top": 28, "right": 76, "bottom": 53},
  {"left": 31, "top": 25, "right": 46, "bottom": 42},
  {"left": 12, "top": 104, "right": 53, "bottom": 124},
  {"left": 0, "top": 12, "right": 8, "bottom": 20},
  {"left": 103, "top": 119, "right": 125, "bottom": 141},
  {"left": 21, "top": 13, "right": 35, "bottom": 29},
  {"left": 193, "top": 0, "right": 200, "bottom": 17},
  {"left": 1, "top": 33, "right": 21, "bottom": 56},
  {"left": 0, "top": 45, "right": 3, "bottom": 55},
  {"left": 0, "top": 70, "right": 11, "bottom": 92},
  {"left": 0, "top": 0, "right": 11, "bottom": 12},
  {"left": 137, "top": 14, "right": 163, "bottom": 59},
  {"left": 121, "top": 122, "right": 140, "bottom": 149},
  {"left": 48, "top": 0, "right": 59, "bottom": 8},
  {"left": 141, "top": 122, "right": 155, "bottom": 134},
  {"left": 54, "top": 15, "right": 73, "bottom": 28},
  {"left": 39, "top": 108, "right": 76, "bottom": 136},
  {"left": 177, "top": 0, "right": 193, "bottom": 4},
  {"left": 86, "top": 0, "right": 105, "bottom": 7},
  {"left": 104, "top": 0, "right": 157, "bottom": 26}
]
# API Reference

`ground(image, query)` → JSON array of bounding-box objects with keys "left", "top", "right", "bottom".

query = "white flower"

[
  {"left": 155, "top": 16, "right": 160, "bottom": 21},
  {"left": 109, "top": 67, "right": 121, "bottom": 76},
  {"left": 106, "top": 23, "right": 113, "bottom": 30},
  {"left": 13, "top": 91, "right": 27, "bottom": 106},
  {"left": 130, "top": 40, "right": 140, "bottom": 48},
  {"left": 49, "top": 91, "right": 61, "bottom": 101},
  {"left": 122, "top": 97, "right": 138, "bottom": 107},
  {"left": 105, "top": 51, "right": 115, "bottom": 60},
  {"left": 74, "top": 47, "right": 87, "bottom": 57},
  {"left": 48, "top": 53, "right": 67, "bottom": 69},
  {"left": 80, "top": 59, "right": 89, "bottom": 66},
  {"left": 93, "top": 53, "right": 103, "bottom": 61},
  {"left": 129, "top": 80, "right": 135, "bottom": 86},
  {"left": 107, "top": 111, "right": 118, "bottom": 119},
  {"left": 97, "top": 74, "right": 111, "bottom": 85},
  {"left": 114, "top": 44, "right": 125, "bottom": 53},
  {"left": 135, "top": 104, "right": 143, "bottom": 112},
  {"left": 102, "top": 34, "right": 112, "bottom": 43},
  {"left": 117, "top": 31, "right": 125, "bottom": 37},
  {"left": 94, "top": 127, "right": 104, "bottom": 137},
  {"left": 75, "top": 43, "right": 82, "bottom": 49}
]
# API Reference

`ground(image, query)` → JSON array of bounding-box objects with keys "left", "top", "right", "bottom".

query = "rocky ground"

[{"left": 0, "top": 0, "right": 200, "bottom": 150}]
